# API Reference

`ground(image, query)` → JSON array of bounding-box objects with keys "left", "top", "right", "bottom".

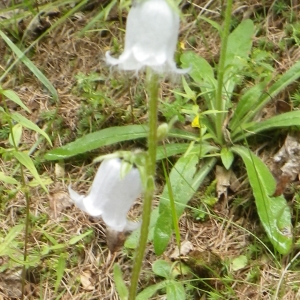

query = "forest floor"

[{"left": 0, "top": 0, "right": 300, "bottom": 299}]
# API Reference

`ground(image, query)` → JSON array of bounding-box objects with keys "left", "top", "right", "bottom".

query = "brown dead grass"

[{"left": 1, "top": 0, "right": 300, "bottom": 299}]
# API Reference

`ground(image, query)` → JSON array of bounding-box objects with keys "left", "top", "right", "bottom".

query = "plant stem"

[
  {"left": 215, "top": 0, "right": 233, "bottom": 144},
  {"left": 128, "top": 69, "right": 159, "bottom": 300}
]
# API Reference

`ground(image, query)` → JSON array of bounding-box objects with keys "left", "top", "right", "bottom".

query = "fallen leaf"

[
  {"left": 216, "top": 165, "right": 231, "bottom": 200},
  {"left": 273, "top": 134, "right": 300, "bottom": 195},
  {"left": 170, "top": 240, "right": 194, "bottom": 259},
  {"left": 80, "top": 271, "right": 95, "bottom": 291},
  {"left": 48, "top": 190, "right": 72, "bottom": 219}
]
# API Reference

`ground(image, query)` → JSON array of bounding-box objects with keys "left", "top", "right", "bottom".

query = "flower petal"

[
  {"left": 68, "top": 158, "right": 143, "bottom": 232},
  {"left": 105, "top": 0, "right": 186, "bottom": 74}
]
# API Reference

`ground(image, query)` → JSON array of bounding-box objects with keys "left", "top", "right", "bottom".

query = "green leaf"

[
  {"left": 0, "top": 89, "right": 30, "bottom": 113},
  {"left": 181, "top": 51, "right": 214, "bottom": 82},
  {"left": 68, "top": 229, "right": 93, "bottom": 245},
  {"left": 45, "top": 125, "right": 148, "bottom": 160},
  {"left": 0, "top": 224, "right": 24, "bottom": 256},
  {"left": 45, "top": 125, "right": 198, "bottom": 160},
  {"left": 13, "top": 151, "right": 47, "bottom": 192},
  {"left": 0, "top": 30, "right": 58, "bottom": 101},
  {"left": 0, "top": 172, "right": 20, "bottom": 186},
  {"left": 124, "top": 206, "right": 159, "bottom": 249},
  {"left": 9, "top": 124, "right": 22, "bottom": 147},
  {"left": 220, "top": 147, "right": 234, "bottom": 170},
  {"left": 180, "top": 51, "right": 217, "bottom": 111},
  {"left": 166, "top": 281, "right": 186, "bottom": 300},
  {"left": 152, "top": 260, "right": 172, "bottom": 279},
  {"left": 230, "top": 81, "right": 268, "bottom": 131},
  {"left": 113, "top": 264, "right": 128, "bottom": 300},
  {"left": 224, "top": 19, "right": 254, "bottom": 101},
  {"left": 156, "top": 143, "right": 190, "bottom": 160},
  {"left": 199, "top": 15, "right": 221, "bottom": 33},
  {"left": 11, "top": 112, "right": 52, "bottom": 146},
  {"left": 240, "top": 59, "right": 300, "bottom": 125},
  {"left": 233, "top": 111, "right": 300, "bottom": 141},
  {"left": 154, "top": 156, "right": 217, "bottom": 254},
  {"left": 54, "top": 253, "right": 66, "bottom": 292},
  {"left": 231, "top": 255, "right": 248, "bottom": 271},
  {"left": 136, "top": 281, "right": 169, "bottom": 300},
  {"left": 233, "top": 145, "right": 292, "bottom": 254}
]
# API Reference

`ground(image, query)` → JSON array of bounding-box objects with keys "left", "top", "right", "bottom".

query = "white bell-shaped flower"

[
  {"left": 68, "top": 158, "right": 143, "bottom": 232},
  {"left": 106, "top": 0, "right": 186, "bottom": 74}
]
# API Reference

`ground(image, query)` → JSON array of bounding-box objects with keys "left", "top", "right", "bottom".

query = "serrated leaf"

[
  {"left": 233, "top": 145, "right": 292, "bottom": 254},
  {"left": 11, "top": 112, "right": 52, "bottom": 145},
  {"left": 13, "top": 151, "right": 47, "bottom": 192},
  {"left": 221, "top": 147, "right": 234, "bottom": 170}
]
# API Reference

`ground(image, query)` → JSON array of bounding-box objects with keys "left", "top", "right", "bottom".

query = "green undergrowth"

[{"left": 1, "top": 0, "right": 300, "bottom": 299}]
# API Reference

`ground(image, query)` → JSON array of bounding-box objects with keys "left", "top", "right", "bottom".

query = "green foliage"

[
  {"left": 113, "top": 264, "right": 129, "bottom": 300},
  {"left": 136, "top": 260, "right": 187, "bottom": 300},
  {"left": 232, "top": 146, "right": 292, "bottom": 254}
]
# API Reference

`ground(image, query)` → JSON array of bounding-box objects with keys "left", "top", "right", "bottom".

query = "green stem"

[
  {"left": 215, "top": 0, "right": 233, "bottom": 144},
  {"left": 128, "top": 70, "right": 159, "bottom": 300}
]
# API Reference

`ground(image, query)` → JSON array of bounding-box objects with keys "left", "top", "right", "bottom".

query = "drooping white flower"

[
  {"left": 68, "top": 158, "right": 143, "bottom": 232},
  {"left": 106, "top": 0, "right": 186, "bottom": 74}
]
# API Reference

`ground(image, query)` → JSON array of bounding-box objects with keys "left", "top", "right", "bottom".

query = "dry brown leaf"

[
  {"left": 170, "top": 240, "right": 194, "bottom": 259},
  {"left": 80, "top": 271, "right": 95, "bottom": 291},
  {"left": 48, "top": 190, "right": 72, "bottom": 219},
  {"left": 273, "top": 134, "right": 300, "bottom": 195},
  {"left": 216, "top": 165, "right": 231, "bottom": 200},
  {"left": 55, "top": 162, "right": 65, "bottom": 178}
]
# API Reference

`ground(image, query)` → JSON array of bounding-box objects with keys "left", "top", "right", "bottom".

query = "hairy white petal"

[
  {"left": 68, "top": 158, "right": 143, "bottom": 232},
  {"left": 105, "top": 0, "right": 186, "bottom": 74}
]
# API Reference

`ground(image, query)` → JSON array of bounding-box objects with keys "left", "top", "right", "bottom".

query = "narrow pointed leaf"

[
  {"left": 45, "top": 125, "right": 198, "bottom": 160},
  {"left": 233, "top": 111, "right": 300, "bottom": 142},
  {"left": 13, "top": 151, "right": 47, "bottom": 192},
  {"left": 0, "top": 30, "right": 58, "bottom": 101},
  {"left": 1, "top": 89, "right": 30, "bottom": 113},
  {"left": 240, "top": 59, "right": 300, "bottom": 125},
  {"left": 11, "top": 112, "right": 52, "bottom": 145}
]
